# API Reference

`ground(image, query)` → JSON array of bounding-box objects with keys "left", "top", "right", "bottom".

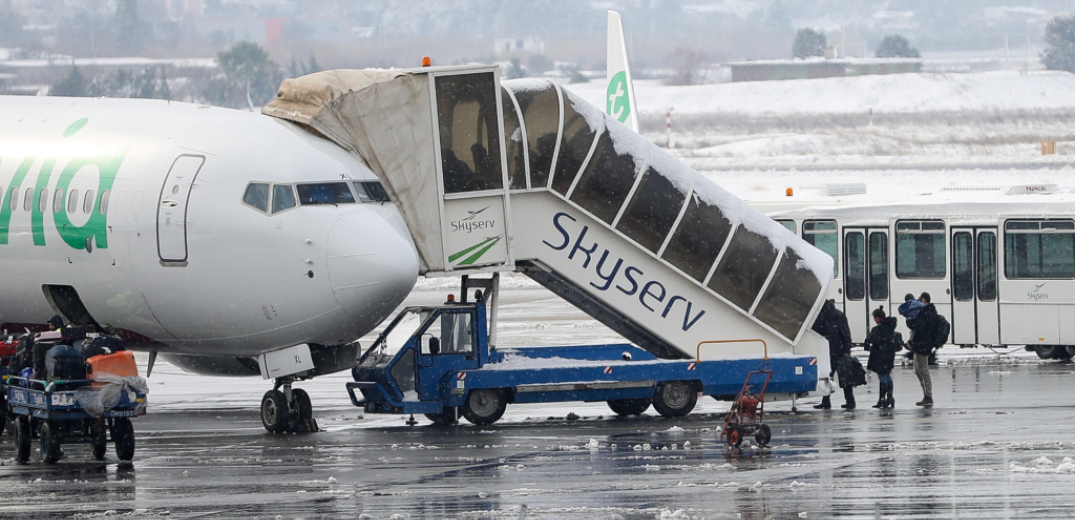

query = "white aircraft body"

[{"left": 0, "top": 95, "right": 419, "bottom": 431}]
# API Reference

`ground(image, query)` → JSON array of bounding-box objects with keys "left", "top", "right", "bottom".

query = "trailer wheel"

[
  {"left": 39, "top": 421, "right": 62, "bottom": 464},
  {"left": 113, "top": 418, "right": 135, "bottom": 462},
  {"left": 462, "top": 389, "right": 506, "bottom": 425},
  {"left": 424, "top": 408, "right": 459, "bottom": 426},
  {"left": 14, "top": 416, "right": 31, "bottom": 464},
  {"left": 754, "top": 424, "right": 772, "bottom": 447},
  {"left": 91, "top": 423, "right": 108, "bottom": 461},
  {"left": 261, "top": 389, "right": 290, "bottom": 433},
  {"left": 726, "top": 425, "right": 742, "bottom": 447},
  {"left": 607, "top": 399, "right": 651, "bottom": 417},
  {"left": 653, "top": 381, "right": 697, "bottom": 418}
]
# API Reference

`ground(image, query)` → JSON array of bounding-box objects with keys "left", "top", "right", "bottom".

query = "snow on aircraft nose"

[{"left": 325, "top": 210, "right": 418, "bottom": 316}]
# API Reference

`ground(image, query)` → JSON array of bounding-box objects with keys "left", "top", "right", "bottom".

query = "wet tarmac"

[{"left": 3, "top": 360, "right": 1075, "bottom": 519}]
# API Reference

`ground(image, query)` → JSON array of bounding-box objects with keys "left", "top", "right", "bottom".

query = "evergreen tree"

[
  {"left": 115, "top": 0, "right": 143, "bottom": 55},
  {"left": 158, "top": 67, "right": 172, "bottom": 99},
  {"left": 51, "top": 66, "right": 87, "bottom": 97},
  {"left": 215, "top": 42, "right": 282, "bottom": 109},
  {"left": 1043, "top": 15, "right": 1075, "bottom": 73},
  {"left": 875, "top": 34, "right": 920, "bottom": 58},
  {"left": 792, "top": 28, "right": 826, "bottom": 59}
]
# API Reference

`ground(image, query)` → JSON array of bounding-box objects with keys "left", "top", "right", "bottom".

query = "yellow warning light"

[
  {"left": 422, "top": 56, "right": 432, "bottom": 67},
  {"left": 447, "top": 294, "right": 456, "bottom": 302},
  {"left": 786, "top": 187, "right": 794, "bottom": 197}
]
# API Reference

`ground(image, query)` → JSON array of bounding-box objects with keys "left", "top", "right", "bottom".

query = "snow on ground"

[{"left": 566, "top": 71, "right": 1075, "bottom": 117}]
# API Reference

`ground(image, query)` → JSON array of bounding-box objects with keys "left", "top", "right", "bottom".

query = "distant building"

[
  {"left": 493, "top": 37, "right": 545, "bottom": 56},
  {"left": 729, "top": 58, "right": 922, "bottom": 82}
]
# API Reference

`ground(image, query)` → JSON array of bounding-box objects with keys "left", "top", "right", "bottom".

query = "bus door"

[
  {"left": 951, "top": 228, "right": 999, "bottom": 346},
  {"left": 843, "top": 227, "right": 889, "bottom": 343}
]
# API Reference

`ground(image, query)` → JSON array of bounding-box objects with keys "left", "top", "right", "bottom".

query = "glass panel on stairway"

[
  {"left": 661, "top": 186, "right": 734, "bottom": 282},
  {"left": 708, "top": 225, "right": 780, "bottom": 312},
  {"left": 551, "top": 91, "right": 601, "bottom": 195},
  {"left": 753, "top": 248, "right": 823, "bottom": 340},
  {"left": 502, "top": 88, "right": 527, "bottom": 190},
  {"left": 569, "top": 129, "right": 640, "bottom": 224},
  {"left": 617, "top": 166, "right": 688, "bottom": 253},
  {"left": 508, "top": 80, "right": 560, "bottom": 189},
  {"left": 435, "top": 73, "right": 504, "bottom": 194}
]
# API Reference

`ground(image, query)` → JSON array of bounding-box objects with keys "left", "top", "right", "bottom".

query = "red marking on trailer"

[
  {"left": 687, "top": 362, "right": 696, "bottom": 370},
  {"left": 604, "top": 366, "right": 612, "bottom": 374},
  {"left": 457, "top": 372, "right": 467, "bottom": 380},
  {"left": 809, "top": 358, "right": 817, "bottom": 365}
]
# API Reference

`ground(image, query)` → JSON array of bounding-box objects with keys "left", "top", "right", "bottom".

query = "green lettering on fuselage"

[{"left": 0, "top": 118, "right": 128, "bottom": 249}]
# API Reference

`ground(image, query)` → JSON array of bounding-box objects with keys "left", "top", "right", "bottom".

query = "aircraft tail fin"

[{"left": 606, "top": 10, "right": 639, "bottom": 133}]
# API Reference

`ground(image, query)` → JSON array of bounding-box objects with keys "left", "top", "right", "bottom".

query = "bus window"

[
  {"left": 616, "top": 166, "right": 688, "bottom": 253},
  {"left": 803, "top": 220, "right": 838, "bottom": 278},
  {"left": 896, "top": 220, "right": 946, "bottom": 279},
  {"left": 978, "top": 232, "right": 997, "bottom": 300},
  {"left": 869, "top": 231, "right": 888, "bottom": 300},
  {"left": 1004, "top": 220, "right": 1075, "bottom": 279},
  {"left": 845, "top": 232, "right": 865, "bottom": 300},
  {"left": 952, "top": 232, "right": 973, "bottom": 301},
  {"left": 777, "top": 220, "right": 796, "bottom": 234}
]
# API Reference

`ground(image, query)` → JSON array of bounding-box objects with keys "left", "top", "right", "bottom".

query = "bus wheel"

[
  {"left": 462, "top": 389, "right": 506, "bottom": 425},
  {"left": 1066, "top": 346, "right": 1075, "bottom": 359},
  {"left": 653, "top": 381, "right": 698, "bottom": 418},
  {"left": 1034, "top": 345, "right": 1065, "bottom": 360}
]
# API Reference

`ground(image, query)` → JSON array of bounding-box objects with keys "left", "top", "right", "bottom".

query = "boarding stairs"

[{"left": 262, "top": 66, "right": 833, "bottom": 369}]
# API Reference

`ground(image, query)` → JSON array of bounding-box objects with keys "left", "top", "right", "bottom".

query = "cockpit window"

[
  {"left": 297, "top": 183, "right": 356, "bottom": 205},
  {"left": 272, "top": 184, "right": 297, "bottom": 214},
  {"left": 352, "top": 181, "right": 391, "bottom": 202},
  {"left": 243, "top": 183, "right": 270, "bottom": 212}
]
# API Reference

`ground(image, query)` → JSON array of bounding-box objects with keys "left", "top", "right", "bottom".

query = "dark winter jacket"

[
  {"left": 811, "top": 301, "right": 853, "bottom": 366},
  {"left": 909, "top": 303, "right": 940, "bottom": 354},
  {"left": 865, "top": 317, "right": 903, "bottom": 375}
]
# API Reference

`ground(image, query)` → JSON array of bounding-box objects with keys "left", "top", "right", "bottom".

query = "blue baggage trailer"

[
  {"left": 6, "top": 375, "right": 147, "bottom": 463},
  {"left": 347, "top": 294, "right": 818, "bottom": 437}
]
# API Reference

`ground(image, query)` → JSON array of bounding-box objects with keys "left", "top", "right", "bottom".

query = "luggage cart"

[
  {"left": 720, "top": 367, "right": 773, "bottom": 448},
  {"left": 6, "top": 375, "right": 147, "bottom": 464}
]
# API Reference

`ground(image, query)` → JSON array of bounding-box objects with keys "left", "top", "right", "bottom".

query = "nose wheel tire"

[
  {"left": 14, "top": 416, "right": 31, "bottom": 464},
  {"left": 653, "top": 381, "right": 697, "bottom": 418},
  {"left": 607, "top": 398, "right": 652, "bottom": 417},
  {"left": 261, "top": 389, "right": 290, "bottom": 433},
  {"left": 461, "top": 389, "right": 506, "bottom": 425}
]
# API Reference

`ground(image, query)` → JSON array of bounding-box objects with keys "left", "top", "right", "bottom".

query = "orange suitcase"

[{"left": 87, "top": 350, "right": 139, "bottom": 379}]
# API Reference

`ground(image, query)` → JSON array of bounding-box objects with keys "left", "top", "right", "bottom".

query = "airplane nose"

[{"left": 326, "top": 210, "right": 418, "bottom": 316}]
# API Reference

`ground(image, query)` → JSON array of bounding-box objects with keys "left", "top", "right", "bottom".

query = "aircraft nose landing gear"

[{"left": 261, "top": 379, "right": 317, "bottom": 433}]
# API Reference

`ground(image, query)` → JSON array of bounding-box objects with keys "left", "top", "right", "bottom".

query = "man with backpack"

[{"left": 907, "top": 292, "right": 949, "bottom": 407}]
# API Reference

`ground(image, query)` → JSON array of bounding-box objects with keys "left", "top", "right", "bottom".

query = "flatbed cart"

[
  {"left": 720, "top": 367, "right": 773, "bottom": 448},
  {"left": 0, "top": 336, "right": 17, "bottom": 435},
  {"left": 6, "top": 375, "right": 147, "bottom": 464}
]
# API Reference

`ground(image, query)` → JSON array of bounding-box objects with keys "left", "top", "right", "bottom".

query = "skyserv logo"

[
  {"left": 0, "top": 118, "right": 125, "bottom": 250},
  {"left": 606, "top": 71, "right": 632, "bottom": 124}
]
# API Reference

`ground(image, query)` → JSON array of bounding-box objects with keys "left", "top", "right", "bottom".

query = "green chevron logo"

[{"left": 449, "top": 235, "right": 503, "bottom": 266}]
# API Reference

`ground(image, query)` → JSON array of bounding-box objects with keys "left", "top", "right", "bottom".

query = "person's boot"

[
  {"left": 872, "top": 383, "right": 885, "bottom": 408},
  {"left": 915, "top": 395, "right": 933, "bottom": 407},
  {"left": 884, "top": 382, "right": 895, "bottom": 409},
  {"left": 813, "top": 395, "right": 831, "bottom": 409},
  {"left": 841, "top": 387, "right": 856, "bottom": 409}
]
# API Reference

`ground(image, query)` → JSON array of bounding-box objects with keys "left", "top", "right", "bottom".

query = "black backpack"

[
  {"left": 45, "top": 344, "right": 86, "bottom": 380},
  {"left": 931, "top": 315, "right": 950, "bottom": 349}
]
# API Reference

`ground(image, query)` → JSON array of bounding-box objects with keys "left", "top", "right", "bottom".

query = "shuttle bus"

[{"left": 757, "top": 185, "right": 1075, "bottom": 360}]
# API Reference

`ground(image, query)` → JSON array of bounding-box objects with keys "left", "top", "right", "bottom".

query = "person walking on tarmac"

[
  {"left": 908, "top": 292, "right": 941, "bottom": 407},
  {"left": 812, "top": 299, "right": 856, "bottom": 410},
  {"left": 865, "top": 306, "right": 902, "bottom": 409}
]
